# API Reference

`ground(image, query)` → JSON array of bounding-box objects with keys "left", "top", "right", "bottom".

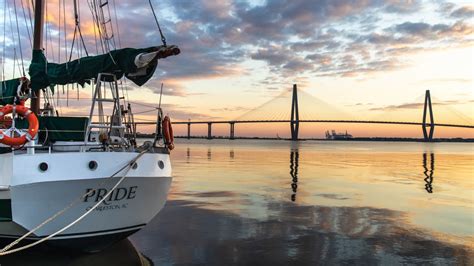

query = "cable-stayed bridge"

[{"left": 135, "top": 84, "right": 474, "bottom": 141}]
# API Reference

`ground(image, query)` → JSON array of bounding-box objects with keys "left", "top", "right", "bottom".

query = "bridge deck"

[{"left": 134, "top": 120, "right": 473, "bottom": 129}]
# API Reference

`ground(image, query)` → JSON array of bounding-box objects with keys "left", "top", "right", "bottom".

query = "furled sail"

[{"left": 29, "top": 45, "right": 180, "bottom": 91}]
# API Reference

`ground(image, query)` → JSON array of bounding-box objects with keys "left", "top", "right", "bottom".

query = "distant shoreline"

[{"left": 135, "top": 134, "right": 474, "bottom": 143}]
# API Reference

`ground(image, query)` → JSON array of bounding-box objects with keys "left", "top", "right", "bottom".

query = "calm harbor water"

[
  {"left": 129, "top": 139, "right": 474, "bottom": 265},
  {"left": 1, "top": 140, "right": 472, "bottom": 265}
]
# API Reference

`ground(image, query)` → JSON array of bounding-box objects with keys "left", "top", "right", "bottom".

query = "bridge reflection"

[
  {"left": 290, "top": 149, "right": 299, "bottom": 202},
  {"left": 423, "top": 153, "right": 435, "bottom": 193}
]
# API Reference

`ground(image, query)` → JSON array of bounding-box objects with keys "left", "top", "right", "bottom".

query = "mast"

[{"left": 31, "top": 0, "right": 45, "bottom": 114}]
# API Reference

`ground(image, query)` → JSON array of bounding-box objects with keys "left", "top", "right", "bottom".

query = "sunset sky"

[{"left": 0, "top": 0, "right": 473, "bottom": 138}]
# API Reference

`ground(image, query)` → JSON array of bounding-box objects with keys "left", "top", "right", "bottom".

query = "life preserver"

[
  {"left": 0, "top": 116, "right": 12, "bottom": 129},
  {"left": 162, "top": 116, "right": 174, "bottom": 150},
  {"left": 0, "top": 105, "right": 39, "bottom": 146}
]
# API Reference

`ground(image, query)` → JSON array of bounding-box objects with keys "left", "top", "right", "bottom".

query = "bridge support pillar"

[
  {"left": 229, "top": 122, "right": 235, "bottom": 140},
  {"left": 187, "top": 122, "right": 191, "bottom": 139},
  {"left": 207, "top": 122, "right": 212, "bottom": 139},
  {"left": 422, "top": 90, "right": 435, "bottom": 142},
  {"left": 290, "top": 84, "right": 300, "bottom": 141}
]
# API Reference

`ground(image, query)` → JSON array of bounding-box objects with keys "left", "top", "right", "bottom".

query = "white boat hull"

[{"left": 0, "top": 151, "right": 172, "bottom": 251}]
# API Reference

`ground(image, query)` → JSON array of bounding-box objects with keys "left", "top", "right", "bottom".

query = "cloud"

[
  {"left": 210, "top": 106, "right": 250, "bottom": 112},
  {"left": 251, "top": 45, "right": 315, "bottom": 76},
  {"left": 383, "top": 0, "right": 421, "bottom": 13},
  {"left": 1, "top": 0, "right": 473, "bottom": 93},
  {"left": 141, "top": 79, "right": 188, "bottom": 97},
  {"left": 368, "top": 100, "right": 472, "bottom": 111},
  {"left": 450, "top": 6, "right": 474, "bottom": 19},
  {"left": 394, "top": 21, "right": 474, "bottom": 39},
  {"left": 419, "top": 78, "right": 472, "bottom": 84}
]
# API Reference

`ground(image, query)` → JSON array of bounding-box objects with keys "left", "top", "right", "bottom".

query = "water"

[
  {"left": 1, "top": 140, "right": 471, "bottom": 265},
  {"left": 129, "top": 139, "right": 474, "bottom": 265}
]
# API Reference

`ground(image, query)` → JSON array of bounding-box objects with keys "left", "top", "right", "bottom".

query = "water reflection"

[
  {"left": 150, "top": 140, "right": 473, "bottom": 265},
  {"left": 423, "top": 153, "right": 435, "bottom": 193},
  {"left": 290, "top": 149, "right": 299, "bottom": 202},
  {"left": 0, "top": 239, "right": 149, "bottom": 266},
  {"left": 131, "top": 200, "right": 474, "bottom": 265}
]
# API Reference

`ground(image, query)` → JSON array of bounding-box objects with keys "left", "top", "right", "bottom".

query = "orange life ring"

[
  {"left": 162, "top": 116, "right": 174, "bottom": 150},
  {"left": 0, "top": 105, "right": 39, "bottom": 146},
  {"left": 0, "top": 116, "right": 12, "bottom": 129}
]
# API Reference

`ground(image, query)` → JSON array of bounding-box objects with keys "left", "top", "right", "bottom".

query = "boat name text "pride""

[{"left": 83, "top": 186, "right": 138, "bottom": 204}]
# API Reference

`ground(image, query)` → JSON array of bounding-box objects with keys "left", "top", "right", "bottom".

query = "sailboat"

[{"left": 0, "top": 0, "right": 179, "bottom": 253}]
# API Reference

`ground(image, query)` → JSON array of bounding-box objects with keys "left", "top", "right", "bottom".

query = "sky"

[{"left": 0, "top": 0, "right": 473, "bottom": 138}]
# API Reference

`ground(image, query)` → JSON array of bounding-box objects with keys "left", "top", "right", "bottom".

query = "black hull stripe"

[{"left": 0, "top": 223, "right": 146, "bottom": 239}]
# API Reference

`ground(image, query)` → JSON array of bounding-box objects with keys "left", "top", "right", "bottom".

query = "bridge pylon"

[
  {"left": 290, "top": 84, "right": 300, "bottom": 141},
  {"left": 207, "top": 122, "right": 213, "bottom": 140},
  {"left": 229, "top": 122, "right": 235, "bottom": 140},
  {"left": 187, "top": 119, "right": 191, "bottom": 139},
  {"left": 422, "top": 90, "right": 435, "bottom": 141}
]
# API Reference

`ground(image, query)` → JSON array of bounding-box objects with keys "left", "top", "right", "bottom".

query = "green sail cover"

[
  {"left": 15, "top": 116, "right": 89, "bottom": 142},
  {"left": 29, "top": 47, "right": 161, "bottom": 91},
  {"left": 0, "top": 78, "right": 21, "bottom": 105}
]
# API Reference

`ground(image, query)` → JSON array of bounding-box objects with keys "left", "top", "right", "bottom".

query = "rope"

[
  {"left": 26, "top": 0, "right": 34, "bottom": 44},
  {"left": 1, "top": 0, "right": 6, "bottom": 85},
  {"left": 0, "top": 147, "right": 151, "bottom": 256},
  {"left": 69, "top": 0, "right": 89, "bottom": 61},
  {"left": 58, "top": 0, "right": 61, "bottom": 63},
  {"left": 148, "top": 0, "right": 167, "bottom": 46},
  {"left": 7, "top": 1, "right": 21, "bottom": 77},
  {"left": 111, "top": 0, "right": 121, "bottom": 49},
  {"left": 133, "top": 108, "right": 159, "bottom": 115},
  {"left": 19, "top": 0, "right": 33, "bottom": 50},
  {"left": 87, "top": 0, "right": 100, "bottom": 54},
  {"left": 76, "top": 0, "right": 89, "bottom": 57},
  {"left": 13, "top": 0, "right": 25, "bottom": 76},
  {"left": 45, "top": 1, "right": 55, "bottom": 62},
  {"left": 44, "top": 0, "right": 48, "bottom": 57}
]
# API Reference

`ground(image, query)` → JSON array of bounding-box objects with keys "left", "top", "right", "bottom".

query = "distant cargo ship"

[{"left": 325, "top": 130, "right": 353, "bottom": 140}]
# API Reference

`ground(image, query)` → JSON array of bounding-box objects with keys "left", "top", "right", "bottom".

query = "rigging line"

[
  {"left": 111, "top": 0, "right": 121, "bottom": 48},
  {"left": 46, "top": 1, "right": 55, "bottom": 62},
  {"left": 133, "top": 109, "right": 160, "bottom": 115},
  {"left": 87, "top": 0, "right": 99, "bottom": 54},
  {"left": 20, "top": 0, "right": 32, "bottom": 49},
  {"left": 58, "top": 0, "right": 61, "bottom": 63},
  {"left": 128, "top": 100, "right": 160, "bottom": 109},
  {"left": 26, "top": 0, "right": 33, "bottom": 39},
  {"left": 44, "top": 0, "right": 47, "bottom": 56},
  {"left": 68, "top": 25, "right": 78, "bottom": 61},
  {"left": 75, "top": 0, "right": 88, "bottom": 56},
  {"left": 2, "top": 0, "right": 6, "bottom": 84},
  {"left": 13, "top": 0, "right": 25, "bottom": 76},
  {"left": 93, "top": 0, "right": 106, "bottom": 51},
  {"left": 108, "top": 1, "right": 117, "bottom": 49},
  {"left": 7, "top": 1, "right": 21, "bottom": 78},
  {"left": 94, "top": 1, "right": 105, "bottom": 53},
  {"left": 69, "top": 0, "right": 89, "bottom": 61},
  {"left": 148, "top": 0, "right": 167, "bottom": 46},
  {"left": 62, "top": 0, "right": 66, "bottom": 61},
  {"left": 158, "top": 83, "right": 163, "bottom": 108},
  {"left": 12, "top": 49, "right": 16, "bottom": 77},
  {"left": 90, "top": 0, "right": 104, "bottom": 53}
]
